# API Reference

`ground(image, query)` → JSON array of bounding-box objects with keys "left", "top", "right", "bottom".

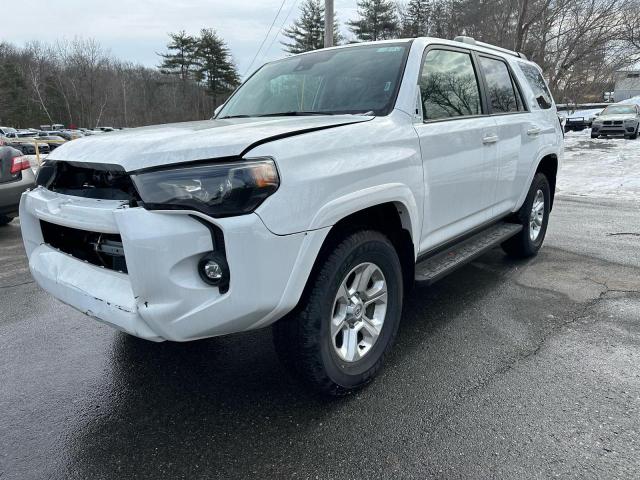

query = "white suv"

[{"left": 20, "top": 36, "right": 563, "bottom": 395}]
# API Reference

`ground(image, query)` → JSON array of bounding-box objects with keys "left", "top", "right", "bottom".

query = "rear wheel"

[
  {"left": 273, "top": 230, "right": 403, "bottom": 396},
  {"left": 502, "top": 173, "right": 551, "bottom": 258},
  {"left": 0, "top": 215, "right": 14, "bottom": 226}
]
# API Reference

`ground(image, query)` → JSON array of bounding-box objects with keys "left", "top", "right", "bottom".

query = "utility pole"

[{"left": 324, "top": 0, "right": 334, "bottom": 48}]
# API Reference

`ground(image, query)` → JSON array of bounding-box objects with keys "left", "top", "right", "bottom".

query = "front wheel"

[
  {"left": 502, "top": 173, "right": 551, "bottom": 258},
  {"left": 273, "top": 230, "right": 403, "bottom": 396},
  {"left": 0, "top": 215, "right": 13, "bottom": 226}
]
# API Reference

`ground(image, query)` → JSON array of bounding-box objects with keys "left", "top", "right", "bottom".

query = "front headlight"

[
  {"left": 624, "top": 119, "right": 636, "bottom": 124},
  {"left": 131, "top": 158, "right": 279, "bottom": 217}
]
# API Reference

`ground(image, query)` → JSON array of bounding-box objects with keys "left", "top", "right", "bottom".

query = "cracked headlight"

[{"left": 131, "top": 158, "right": 279, "bottom": 217}]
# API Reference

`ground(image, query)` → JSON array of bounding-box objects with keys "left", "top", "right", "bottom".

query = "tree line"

[
  {"left": 0, "top": 31, "right": 240, "bottom": 129},
  {"left": 2, "top": 0, "right": 640, "bottom": 129}
]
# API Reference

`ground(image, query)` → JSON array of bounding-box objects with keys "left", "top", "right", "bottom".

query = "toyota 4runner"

[{"left": 20, "top": 36, "right": 563, "bottom": 395}]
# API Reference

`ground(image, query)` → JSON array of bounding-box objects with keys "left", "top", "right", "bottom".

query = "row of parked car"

[{"left": 0, "top": 126, "right": 121, "bottom": 155}]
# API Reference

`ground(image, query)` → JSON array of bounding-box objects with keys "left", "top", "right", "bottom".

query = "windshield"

[
  {"left": 218, "top": 42, "right": 411, "bottom": 118},
  {"left": 17, "top": 132, "right": 35, "bottom": 138},
  {"left": 602, "top": 105, "right": 636, "bottom": 115}
]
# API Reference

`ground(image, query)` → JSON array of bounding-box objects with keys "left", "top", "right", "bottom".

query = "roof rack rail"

[{"left": 453, "top": 36, "right": 527, "bottom": 60}]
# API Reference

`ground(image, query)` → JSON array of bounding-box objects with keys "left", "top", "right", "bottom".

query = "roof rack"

[{"left": 453, "top": 36, "right": 527, "bottom": 60}]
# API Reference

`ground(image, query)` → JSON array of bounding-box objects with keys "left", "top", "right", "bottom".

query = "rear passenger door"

[
  {"left": 476, "top": 54, "right": 531, "bottom": 216},
  {"left": 414, "top": 47, "right": 499, "bottom": 252}
]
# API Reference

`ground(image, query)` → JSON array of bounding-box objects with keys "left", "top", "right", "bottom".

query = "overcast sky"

[{"left": 1, "top": 0, "right": 359, "bottom": 77}]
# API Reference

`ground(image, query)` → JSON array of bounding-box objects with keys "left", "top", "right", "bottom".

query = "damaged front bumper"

[{"left": 20, "top": 187, "right": 328, "bottom": 341}]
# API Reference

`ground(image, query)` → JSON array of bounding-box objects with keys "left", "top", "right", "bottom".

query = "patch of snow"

[
  {"left": 558, "top": 130, "right": 640, "bottom": 201},
  {"left": 558, "top": 108, "right": 603, "bottom": 119},
  {"left": 616, "top": 95, "right": 640, "bottom": 105}
]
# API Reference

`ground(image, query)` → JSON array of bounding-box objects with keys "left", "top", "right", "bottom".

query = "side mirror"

[
  {"left": 594, "top": 112, "right": 600, "bottom": 117},
  {"left": 214, "top": 105, "right": 223, "bottom": 117}
]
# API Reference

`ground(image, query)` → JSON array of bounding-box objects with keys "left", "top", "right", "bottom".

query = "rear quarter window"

[{"left": 518, "top": 62, "right": 553, "bottom": 110}]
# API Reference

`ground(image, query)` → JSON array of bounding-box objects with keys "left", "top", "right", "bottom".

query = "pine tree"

[
  {"left": 282, "top": 0, "right": 341, "bottom": 54},
  {"left": 401, "top": 0, "right": 431, "bottom": 37},
  {"left": 194, "top": 29, "right": 240, "bottom": 97},
  {"left": 348, "top": 0, "right": 400, "bottom": 42},
  {"left": 158, "top": 31, "right": 197, "bottom": 83}
]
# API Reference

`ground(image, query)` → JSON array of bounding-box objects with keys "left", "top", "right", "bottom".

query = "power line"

[
  {"left": 264, "top": 0, "right": 300, "bottom": 59},
  {"left": 244, "top": 0, "right": 288, "bottom": 77}
]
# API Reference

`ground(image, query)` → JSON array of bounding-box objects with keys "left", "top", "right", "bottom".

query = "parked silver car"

[{"left": 591, "top": 104, "right": 640, "bottom": 139}]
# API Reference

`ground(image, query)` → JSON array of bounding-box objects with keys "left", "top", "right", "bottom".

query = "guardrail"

[{"left": 556, "top": 103, "right": 611, "bottom": 112}]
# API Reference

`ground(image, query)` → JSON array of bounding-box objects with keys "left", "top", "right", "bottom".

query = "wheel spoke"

[
  {"left": 343, "top": 327, "right": 360, "bottom": 362},
  {"left": 335, "top": 281, "right": 350, "bottom": 304},
  {"left": 364, "top": 289, "right": 387, "bottom": 307},
  {"left": 331, "top": 315, "right": 347, "bottom": 338},
  {"left": 362, "top": 316, "right": 382, "bottom": 339},
  {"left": 355, "top": 263, "right": 376, "bottom": 294}
]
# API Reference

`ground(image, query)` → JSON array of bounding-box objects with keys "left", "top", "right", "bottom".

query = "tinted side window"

[
  {"left": 419, "top": 49, "right": 482, "bottom": 121},
  {"left": 519, "top": 63, "right": 553, "bottom": 109},
  {"left": 479, "top": 57, "right": 520, "bottom": 113}
]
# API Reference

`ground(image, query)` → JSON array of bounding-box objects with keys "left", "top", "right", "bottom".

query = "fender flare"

[
  {"left": 308, "top": 183, "right": 421, "bottom": 257},
  {"left": 514, "top": 147, "right": 561, "bottom": 211}
]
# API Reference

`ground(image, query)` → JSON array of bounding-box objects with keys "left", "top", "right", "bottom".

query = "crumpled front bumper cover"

[{"left": 20, "top": 187, "right": 328, "bottom": 341}]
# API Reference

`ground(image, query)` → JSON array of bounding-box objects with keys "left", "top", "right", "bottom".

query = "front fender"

[{"left": 307, "top": 183, "right": 421, "bottom": 257}]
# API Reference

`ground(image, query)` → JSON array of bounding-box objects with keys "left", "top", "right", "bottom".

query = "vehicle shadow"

[{"left": 63, "top": 250, "right": 530, "bottom": 478}]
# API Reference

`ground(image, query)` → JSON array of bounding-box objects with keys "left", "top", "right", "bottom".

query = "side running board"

[{"left": 415, "top": 222, "right": 523, "bottom": 284}]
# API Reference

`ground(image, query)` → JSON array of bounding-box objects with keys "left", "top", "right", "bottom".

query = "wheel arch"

[
  {"left": 535, "top": 154, "right": 558, "bottom": 210},
  {"left": 296, "top": 201, "right": 417, "bottom": 313},
  {"left": 307, "top": 183, "right": 420, "bottom": 253},
  {"left": 515, "top": 152, "right": 559, "bottom": 212}
]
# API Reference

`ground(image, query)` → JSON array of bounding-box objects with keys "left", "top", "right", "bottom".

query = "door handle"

[
  {"left": 482, "top": 135, "right": 499, "bottom": 144},
  {"left": 527, "top": 127, "right": 541, "bottom": 136}
]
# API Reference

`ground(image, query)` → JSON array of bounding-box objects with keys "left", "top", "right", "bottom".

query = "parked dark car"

[{"left": 0, "top": 146, "right": 36, "bottom": 225}]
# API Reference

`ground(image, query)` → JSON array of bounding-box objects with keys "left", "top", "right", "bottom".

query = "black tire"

[
  {"left": 0, "top": 215, "right": 13, "bottom": 226},
  {"left": 591, "top": 133, "right": 599, "bottom": 139},
  {"left": 273, "top": 230, "right": 403, "bottom": 396},
  {"left": 502, "top": 173, "right": 551, "bottom": 258}
]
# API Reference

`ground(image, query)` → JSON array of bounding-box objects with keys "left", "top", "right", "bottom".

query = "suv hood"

[
  {"left": 47, "top": 115, "right": 372, "bottom": 172},
  {"left": 597, "top": 114, "right": 637, "bottom": 121}
]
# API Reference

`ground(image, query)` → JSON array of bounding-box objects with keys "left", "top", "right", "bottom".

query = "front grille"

[
  {"left": 614, "top": 120, "right": 623, "bottom": 125},
  {"left": 40, "top": 220, "right": 128, "bottom": 273},
  {"left": 37, "top": 161, "right": 140, "bottom": 203}
]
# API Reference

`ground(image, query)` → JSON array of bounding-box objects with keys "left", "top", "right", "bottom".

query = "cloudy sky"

[{"left": 2, "top": 0, "right": 359, "bottom": 77}]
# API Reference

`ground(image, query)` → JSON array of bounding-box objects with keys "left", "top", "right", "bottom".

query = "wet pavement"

[{"left": 2, "top": 193, "right": 640, "bottom": 479}]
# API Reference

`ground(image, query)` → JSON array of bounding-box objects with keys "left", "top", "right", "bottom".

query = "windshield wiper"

[
  {"left": 218, "top": 115, "right": 252, "bottom": 119},
  {"left": 257, "top": 111, "right": 335, "bottom": 117}
]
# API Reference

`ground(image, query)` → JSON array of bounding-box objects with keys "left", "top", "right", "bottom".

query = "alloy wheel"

[{"left": 331, "top": 262, "right": 388, "bottom": 363}]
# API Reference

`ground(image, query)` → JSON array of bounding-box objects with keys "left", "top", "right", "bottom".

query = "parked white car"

[
  {"left": 590, "top": 103, "right": 640, "bottom": 139},
  {"left": 20, "top": 36, "right": 563, "bottom": 395}
]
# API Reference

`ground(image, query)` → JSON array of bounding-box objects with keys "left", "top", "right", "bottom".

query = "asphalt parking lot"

[{"left": 2, "top": 151, "right": 640, "bottom": 478}]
